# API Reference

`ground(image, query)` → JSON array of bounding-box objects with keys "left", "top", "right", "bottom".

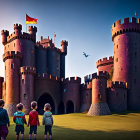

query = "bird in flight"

[{"left": 83, "top": 52, "right": 90, "bottom": 58}]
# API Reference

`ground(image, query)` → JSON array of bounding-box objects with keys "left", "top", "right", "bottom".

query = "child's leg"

[
  {"left": 34, "top": 126, "right": 37, "bottom": 140},
  {"left": 49, "top": 126, "right": 52, "bottom": 140},
  {"left": 16, "top": 135, "right": 19, "bottom": 140},
  {"left": 44, "top": 126, "right": 47, "bottom": 140},
  {"left": 29, "top": 126, "right": 32, "bottom": 140},
  {"left": 34, "top": 134, "right": 37, "bottom": 140},
  {"left": 21, "top": 134, "right": 24, "bottom": 140},
  {"left": 29, "top": 134, "right": 32, "bottom": 139}
]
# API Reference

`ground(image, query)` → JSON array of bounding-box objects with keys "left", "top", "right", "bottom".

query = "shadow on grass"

[{"left": 7, "top": 125, "right": 140, "bottom": 140}]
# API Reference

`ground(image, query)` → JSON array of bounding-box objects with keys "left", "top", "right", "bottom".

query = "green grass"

[{"left": 7, "top": 112, "right": 140, "bottom": 140}]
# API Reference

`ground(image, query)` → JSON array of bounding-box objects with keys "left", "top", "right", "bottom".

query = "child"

[
  {"left": 0, "top": 99, "right": 10, "bottom": 140},
  {"left": 13, "top": 103, "right": 27, "bottom": 140},
  {"left": 43, "top": 103, "right": 53, "bottom": 140},
  {"left": 28, "top": 101, "right": 40, "bottom": 140}
]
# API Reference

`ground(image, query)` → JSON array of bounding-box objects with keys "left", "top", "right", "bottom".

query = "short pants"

[
  {"left": 0, "top": 125, "right": 8, "bottom": 138},
  {"left": 29, "top": 125, "right": 37, "bottom": 134},
  {"left": 45, "top": 125, "right": 52, "bottom": 135},
  {"left": 15, "top": 125, "right": 24, "bottom": 135}
]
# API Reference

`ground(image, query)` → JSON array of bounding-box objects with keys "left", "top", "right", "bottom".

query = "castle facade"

[{"left": 0, "top": 17, "right": 140, "bottom": 116}]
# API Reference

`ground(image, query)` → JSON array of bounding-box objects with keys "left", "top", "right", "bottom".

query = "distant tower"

[
  {"left": 28, "top": 26, "right": 37, "bottom": 42},
  {"left": 1, "top": 30, "right": 9, "bottom": 45},
  {"left": 60, "top": 40, "right": 68, "bottom": 78},
  {"left": 3, "top": 51, "right": 22, "bottom": 116},
  {"left": 88, "top": 71, "right": 111, "bottom": 116},
  {"left": 112, "top": 17, "right": 140, "bottom": 110}
]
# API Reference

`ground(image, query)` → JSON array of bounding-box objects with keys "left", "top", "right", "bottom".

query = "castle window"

[
  {"left": 114, "top": 23, "right": 116, "bottom": 27},
  {"left": 24, "top": 94, "right": 27, "bottom": 100},
  {"left": 98, "top": 94, "right": 102, "bottom": 100},
  {"left": 11, "top": 64, "right": 14, "bottom": 69},
  {"left": 22, "top": 79, "right": 24, "bottom": 84},
  {"left": 117, "top": 45, "right": 118, "bottom": 49},
  {"left": 14, "top": 43, "right": 15, "bottom": 47},
  {"left": 5, "top": 66, "right": 6, "bottom": 70},
  {"left": 116, "top": 58, "right": 118, "bottom": 62},
  {"left": 121, "top": 68, "right": 123, "bottom": 71}
]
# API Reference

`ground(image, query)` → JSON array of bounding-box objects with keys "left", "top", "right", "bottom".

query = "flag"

[
  {"left": 54, "top": 33, "right": 56, "bottom": 38},
  {"left": 26, "top": 14, "right": 37, "bottom": 24}
]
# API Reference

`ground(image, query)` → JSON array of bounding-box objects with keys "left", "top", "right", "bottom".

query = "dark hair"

[
  {"left": 16, "top": 103, "right": 23, "bottom": 111},
  {"left": 44, "top": 103, "right": 51, "bottom": 111},
  {"left": 31, "top": 101, "right": 37, "bottom": 109},
  {"left": 0, "top": 99, "right": 5, "bottom": 106}
]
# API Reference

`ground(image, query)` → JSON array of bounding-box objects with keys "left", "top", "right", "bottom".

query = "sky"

[{"left": 0, "top": 0, "right": 139, "bottom": 82}]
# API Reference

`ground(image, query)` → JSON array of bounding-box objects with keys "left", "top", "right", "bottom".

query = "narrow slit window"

[
  {"left": 22, "top": 79, "right": 24, "bottom": 84},
  {"left": 11, "top": 64, "right": 14, "bottom": 69}
]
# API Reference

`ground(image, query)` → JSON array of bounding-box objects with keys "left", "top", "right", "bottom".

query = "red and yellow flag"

[{"left": 26, "top": 14, "right": 37, "bottom": 24}]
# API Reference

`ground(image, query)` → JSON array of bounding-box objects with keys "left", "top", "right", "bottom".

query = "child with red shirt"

[{"left": 28, "top": 101, "right": 40, "bottom": 140}]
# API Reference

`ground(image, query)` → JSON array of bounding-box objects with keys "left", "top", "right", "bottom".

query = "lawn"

[{"left": 7, "top": 112, "right": 140, "bottom": 140}]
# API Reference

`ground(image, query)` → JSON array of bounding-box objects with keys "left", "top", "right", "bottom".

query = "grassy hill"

[{"left": 7, "top": 112, "right": 140, "bottom": 140}]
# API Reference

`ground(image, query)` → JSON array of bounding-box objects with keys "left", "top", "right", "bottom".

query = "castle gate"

[
  {"left": 66, "top": 100, "right": 74, "bottom": 113},
  {"left": 37, "top": 93, "right": 55, "bottom": 115}
]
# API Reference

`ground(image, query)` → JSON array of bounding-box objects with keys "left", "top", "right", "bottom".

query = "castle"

[{"left": 0, "top": 16, "right": 140, "bottom": 116}]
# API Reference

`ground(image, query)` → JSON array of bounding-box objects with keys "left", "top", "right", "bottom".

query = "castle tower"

[
  {"left": 0, "top": 77, "right": 4, "bottom": 99},
  {"left": 1, "top": 30, "right": 9, "bottom": 45},
  {"left": 14, "top": 24, "right": 22, "bottom": 36},
  {"left": 112, "top": 17, "right": 140, "bottom": 110},
  {"left": 3, "top": 51, "right": 22, "bottom": 116},
  {"left": 28, "top": 26, "right": 37, "bottom": 42},
  {"left": 88, "top": 71, "right": 111, "bottom": 116},
  {"left": 20, "top": 66, "right": 36, "bottom": 114},
  {"left": 60, "top": 40, "right": 68, "bottom": 78}
]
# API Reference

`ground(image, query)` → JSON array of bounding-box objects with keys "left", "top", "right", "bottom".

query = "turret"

[
  {"left": 28, "top": 26, "right": 37, "bottom": 42},
  {"left": 13, "top": 23, "right": 22, "bottom": 36},
  {"left": 88, "top": 71, "right": 111, "bottom": 116},
  {"left": 1, "top": 30, "right": 9, "bottom": 45},
  {"left": 60, "top": 40, "right": 68, "bottom": 79},
  {"left": 61, "top": 77, "right": 81, "bottom": 113},
  {"left": 0, "top": 77, "right": 4, "bottom": 99},
  {"left": 112, "top": 17, "right": 140, "bottom": 110},
  {"left": 3, "top": 51, "right": 22, "bottom": 116},
  {"left": 20, "top": 66, "right": 36, "bottom": 114}
]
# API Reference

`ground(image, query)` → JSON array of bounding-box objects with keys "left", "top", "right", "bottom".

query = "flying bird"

[{"left": 83, "top": 52, "right": 90, "bottom": 58}]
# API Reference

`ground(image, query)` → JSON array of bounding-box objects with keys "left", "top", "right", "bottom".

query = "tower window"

[
  {"left": 22, "top": 79, "right": 24, "bottom": 84},
  {"left": 116, "top": 58, "right": 118, "bottom": 62},
  {"left": 11, "top": 64, "right": 14, "bottom": 69},
  {"left": 5, "top": 66, "right": 6, "bottom": 70},
  {"left": 64, "top": 88, "right": 66, "bottom": 93},
  {"left": 24, "top": 94, "right": 27, "bottom": 100},
  {"left": 114, "top": 23, "right": 116, "bottom": 27},
  {"left": 117, "top": 45, "right": 118, "bottom": 49},
  {"left": 14, "top": 43, "right": 15, "bottom": 47}
]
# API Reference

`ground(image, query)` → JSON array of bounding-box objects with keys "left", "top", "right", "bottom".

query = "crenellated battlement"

[
  {"left": 35, "top": 73, "right": 60, "bottom": 81},
  {"left": 108, "top": 81, "right": 127, "bottom": 89},
  {"left": 61, "top": 76, "right": 81, "bottom": 83},
  {"left": 20, "top": 66, "right": 36, "bottom": 75},
  {"left": 96, "top": 56, "right": 114, "bottom": 68},
  {"left": 1, "top": 30, "right": 9, "bottom": 36},
  {"left": 3, "top": 51, "right": 22, "bottom": 62},
  {"left": 14, "top": 23, "right": 22, "bottom": 30},
  {"left": 61, "top": 40, "right": 68, "bottom": 46},
  {"left": 112, "top": 17, "right": 140, "bottom": 41},
  {"left": 91, "top": 71, "right": 109, "bottom": 80},
  {"left": 28, "top": 26, "right": 37, "bottom": 32}
]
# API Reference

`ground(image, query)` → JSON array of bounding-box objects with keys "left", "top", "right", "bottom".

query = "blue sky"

[{"left": 0, "top": 0, "right": 139, "bottom": 82}]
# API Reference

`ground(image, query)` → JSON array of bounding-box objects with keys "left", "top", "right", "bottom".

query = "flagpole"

[{"left": 54, "top": 32, "right": 55, "bottom": 47}]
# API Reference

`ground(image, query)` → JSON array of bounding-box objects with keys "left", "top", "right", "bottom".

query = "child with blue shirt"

[
  {"left": 13, "top": 103, "right": 27, "bottom": 140},
  {"left": 42, "top": 103, "right": 53, "bottom": 140}
]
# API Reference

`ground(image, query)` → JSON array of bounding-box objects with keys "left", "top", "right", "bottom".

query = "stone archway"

[
  {"left": 38, "top": 93, "right": 55, "bottom": 115},
  {"left": 66, "top": 100, "right": 74, "bottom": 114},
  {"left": 58, "top": 101, "right": 65, "bottom": 114}
]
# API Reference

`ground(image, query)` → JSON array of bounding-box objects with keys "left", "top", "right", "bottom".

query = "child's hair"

[
  {"left": 16, "top": 103, "right": 23, "bottom": 111},
  {"left": 44, "top": 103, "right": 51, "bottom": 111},
  {"left": 0, "top": 99, "right": 5, "bottom": 106},
  {"left": 31, "top": 101, "right": 37, "bottom": 109}
]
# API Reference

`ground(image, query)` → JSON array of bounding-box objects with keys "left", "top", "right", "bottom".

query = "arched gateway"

[
  {"left": 38, "top": 93, "right": 55, "bottom": 115},
  {"left": 66, "top": 100, "right": 74, "bottom": 114}
]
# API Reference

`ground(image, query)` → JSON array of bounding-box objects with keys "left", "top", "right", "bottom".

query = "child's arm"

[
  {"left": 37, "top": 113, "right": 40, "bottom": 126},
  {"left": 51, "top": 116, "right": 54, "bottom": 125},
  {"left": 5, "top": 110, "right": 10, "bottom": 126},
  {"left": 22, "top": 115, "right": 27, "bottom": 125},
  {"left": 42, "top": 114, "right": 45, "bottom": 125}
]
